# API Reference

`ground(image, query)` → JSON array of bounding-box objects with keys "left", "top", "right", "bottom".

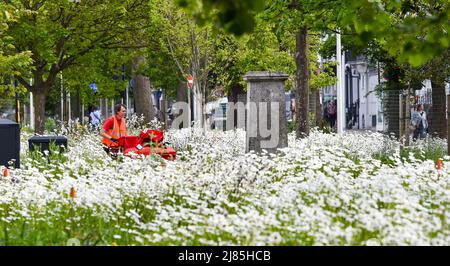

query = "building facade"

[{"left": 321, "top": 55, "right": 385, "bottom": 132}]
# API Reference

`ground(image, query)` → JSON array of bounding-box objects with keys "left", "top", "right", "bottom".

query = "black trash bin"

[
  {"left": 0, "top": 119, "right": 20, "bottom": 168},
  {"left": 28, "top": 135, "right": 68, "bottom": 154}
]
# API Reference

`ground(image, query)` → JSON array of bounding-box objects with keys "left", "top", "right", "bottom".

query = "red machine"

[{"left": 115, "top": 129, "right": 176, "bottom": 160}]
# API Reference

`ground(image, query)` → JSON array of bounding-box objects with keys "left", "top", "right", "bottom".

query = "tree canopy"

[
  {"left": 181, "top": 0, "right": 450, "bottom": 67},
  {"left": 1, "top": 0, "right": 448, "bottom": 134},
  {"left": 0, "top": 1, "right": 32, "bottom": 94}
]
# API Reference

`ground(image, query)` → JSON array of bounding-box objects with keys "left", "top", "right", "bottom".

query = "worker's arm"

[
  {"left": 100, "top": 127, "right": 119, "bottom": 143},
  {"left": 99, "top": 127, "right": 111, "bottom": 139}
]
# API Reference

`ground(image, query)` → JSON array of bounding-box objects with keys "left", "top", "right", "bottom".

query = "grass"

[{"left": 372, "top": 138, "right": 447, "bottom": 166}]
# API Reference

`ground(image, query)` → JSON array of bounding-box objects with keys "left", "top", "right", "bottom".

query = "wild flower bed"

[{"left": 1, "top": 127, "right": 449, "bottom": 245}]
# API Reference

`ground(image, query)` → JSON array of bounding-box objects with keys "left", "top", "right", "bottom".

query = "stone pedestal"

[{"left": 244, "top": 71, "right": 288, "bottom": 153}]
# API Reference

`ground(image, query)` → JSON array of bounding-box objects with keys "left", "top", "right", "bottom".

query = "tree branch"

[
  {"left": 166, "top": 36, "right": 186, "bottom": 76},
  {"left": 15, "top": 76, "right": 32, "bottom": 91},
  {"left": 100, "top": 44, "right": 151, "bottom": 49}
]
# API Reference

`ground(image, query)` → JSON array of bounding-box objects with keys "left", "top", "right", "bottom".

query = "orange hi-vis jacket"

[{"left": 102, "top": 116, "right": 127, "bottom": 148}]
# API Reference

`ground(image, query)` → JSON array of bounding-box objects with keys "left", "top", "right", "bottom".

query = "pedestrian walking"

[
  {"left": 326, "top": 100, "right": 337, "bottom": 130},
  {"left": 411, "top": 104, "right": 428, "bottom": 140},
  {"left": 90, "top": 106, "right": 101, "bottom": 127}
]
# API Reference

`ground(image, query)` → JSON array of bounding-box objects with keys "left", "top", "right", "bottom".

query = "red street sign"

[{"left": 187, "top": 75, "right": 193, "bottom": 88}]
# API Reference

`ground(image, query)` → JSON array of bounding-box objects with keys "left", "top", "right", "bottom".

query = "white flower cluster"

[{"left": 0, "top": 128, "right": 449, "bottom": 245}]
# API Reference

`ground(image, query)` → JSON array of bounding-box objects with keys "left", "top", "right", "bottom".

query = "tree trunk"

[
  {"left": 308, "top": 90, "right": 316, "bottom": 127},
  {"left": 385, "top": 89, "right": 400, "bottom": 139},
  {"left": 227, "top": 85, "right": 245, "bottom": 128},
  {"left": 295, "top": 26, "right": 310, "bottom": 138},
  {"left": 64, "top": 90, "right": 69, "bottom": 123},
  {"left": 430, "top": 77, "right": 446, "bottom": 138},
  {"left": 228, "top": 85, "right": 245, "bottom": 104},
  {"left": 175, "top": 82, "right": 188, "bottom": 129},
  {"left": 192, "top": 84, "right": 204, "bottom": 127},
  {"left": 76, "top": 88, "right": 81, "bottom": 122},
  {"left": 32, "top": 88, "right": 47, "bottom": 134},
  {"left": 176, "top": 82, "right": 188, "bottom": 103},
  {"left": 161, "top": 90, "right": 168, "bottom": 130},
  {"left": 18, "top": 68, "right": 57, "bottom": 134},
  {"left": 132, "top": 56, "right": 155, "bottom": 124}
]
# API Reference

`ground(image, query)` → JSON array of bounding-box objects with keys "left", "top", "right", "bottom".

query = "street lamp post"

[
  {"left": 356, "top": 62, "right": 368, "bottom": 79},
  {"left": 356, "top": 62, "right": 368, "bottom": 129},
  {"left": 336, "top": 31, "right": 345, "bottom": 134},
  {"left": 13, "top": 80, "right": 20, "bottom": 125},
  {"left": 60, "top": 72, "right": 64, "bottom": 121},
  {"left": 30, "top": 77, "right": 34, "bottom": 130}
]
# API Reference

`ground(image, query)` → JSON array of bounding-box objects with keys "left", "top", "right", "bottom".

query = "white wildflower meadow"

[{"left": 1, "top": 125, "right": 449, "bottom": 246}]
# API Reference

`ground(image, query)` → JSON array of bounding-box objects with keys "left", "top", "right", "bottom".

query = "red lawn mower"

[{"left": 111, "top": 129, "right": 176, "bottom": 160}]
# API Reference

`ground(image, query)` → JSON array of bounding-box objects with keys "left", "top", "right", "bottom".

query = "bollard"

[
  {"left": 70, "top": 186, "right": 77, "bottom": 200},
  {"left": 437, "top": 159, "right": 442, "bottom": 178}
]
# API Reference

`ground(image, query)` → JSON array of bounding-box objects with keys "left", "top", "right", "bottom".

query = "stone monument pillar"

[{"left": 244, "top": 71, "right": 288, "bottom": 153}]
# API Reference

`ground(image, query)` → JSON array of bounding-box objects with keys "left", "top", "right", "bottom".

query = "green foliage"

[
  {"left": 0, "top": 201, "right": 141, "bottom": 245},
  {"left": 382, "top": 1, "right": 449, "bottom": 67},
  {"left": 234, "top": 21, "right": 295, "bottom": 89},
  {"left": 1, "top": 0, "right": 446, "bottom": 135},
  {"left": 0, "top": 1, "right": 33, "bottom": 79},
  {"left": 176, "top": 0, "right": 267, "bottom": 36},
  {"left": 28, "top": 139, "right": 68, "bottom": 169},
  {"left": 182, "top": 0, "right": 449, "bottom": 67},
  {"left": 331, "top": 0, "right": 450, "bottom": 67},
  {"left": 372, "top": 138, "right": 447, "bottom": 166},
  {"left": 0, "top": 77, "right": 27, "bottom": 97},
  {"left": 210, "top": 12, "right": 323, "bottom": 94},
  {"left": 44, "top": 117, "right": 58, "bottom": 133},
  {"left": 144, "top": 0, "right": 190, "bottom": 98},
  {"left": 287, "top": 120, "right": 295, "bottom": 133},
  {"left": 2, "top": 0, "right": 151, "bottom": 124},
  {"left": 208, "top": 34, "right": 242, "bottom": 94},
  {"left": 148, "top": 0, "right": 216, "bottom": 100},
  {"left": 408, "top": 141, "right": 446, "bottom": 163},
  {"left": 55, "top": 48, "right": 132, "bottom": 107}
]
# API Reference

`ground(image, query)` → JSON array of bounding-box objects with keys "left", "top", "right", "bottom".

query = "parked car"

[{"left": 0, "top": 109, "right": 15, "bottom": 121}]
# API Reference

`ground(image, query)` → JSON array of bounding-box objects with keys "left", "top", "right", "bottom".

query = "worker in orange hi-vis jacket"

[{"left": 100, "top": 104, "right": 127, "bottom": 153}]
